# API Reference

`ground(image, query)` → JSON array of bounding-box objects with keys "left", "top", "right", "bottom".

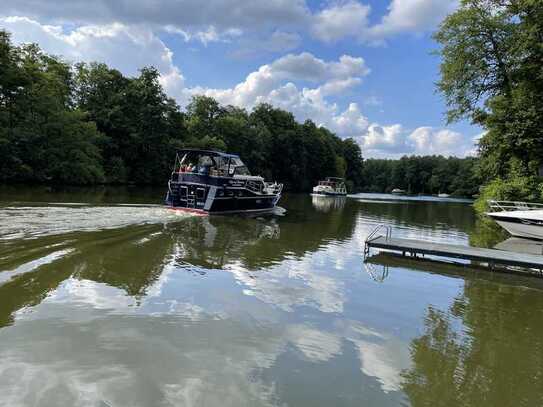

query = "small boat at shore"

[
  {"left": 312, "top": 177, "right": 347, "bottom": 196},
  {"left": 165, "top": 149, "right": 283, "bottom": 214},
  {"left": 391, "top": 188, "right": 406, "bottom": 195},
  {"left": 486, "top": 200, "right": 543, "bottom": 240}
]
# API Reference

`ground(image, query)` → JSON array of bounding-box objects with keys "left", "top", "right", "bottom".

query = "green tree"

[
  {"left": 434, "top": 0, "right": 543, "bottom": 205},
  {"left": 1, "top": 28, "right": 367, "bottom": 190},
  {"left": 0, "top": 31, "right": 105, "bottom": 184},
  {"left": 361, "top": 156, "right": 480, "bottom": 196}
]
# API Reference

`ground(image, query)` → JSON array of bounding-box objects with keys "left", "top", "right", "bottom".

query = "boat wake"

[{"left": 0, "top": 204, "right": 194, "bottom": 240}]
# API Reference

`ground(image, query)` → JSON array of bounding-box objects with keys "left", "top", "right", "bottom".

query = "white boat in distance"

[
  {"left": 486, "top": 200, "right": 543, "bottom": 240},
  {"left": 312, "top": 177, "right": 347, "bottom": 196}
]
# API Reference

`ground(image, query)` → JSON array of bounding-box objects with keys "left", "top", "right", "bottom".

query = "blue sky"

[{"left": 0, "top": 0, "right": 481, "bottom": 158}]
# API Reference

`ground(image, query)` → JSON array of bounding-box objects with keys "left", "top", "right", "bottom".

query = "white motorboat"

[
  {"left": 312, "top": 177, "right": 347, "bottom": 196},
  {"left": 486, "top": 200, "right": 543, "bottom": 240}
]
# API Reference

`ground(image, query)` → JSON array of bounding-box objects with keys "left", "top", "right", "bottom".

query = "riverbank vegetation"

[
  {"left": 435, "top": 0, "right": 543, "bottom": 209},
  {"left": 362, "top": 156, "right": 479, "bottom": 196},
  {"left": 0, "top": 30, "right": 362, "bottom": 192}
]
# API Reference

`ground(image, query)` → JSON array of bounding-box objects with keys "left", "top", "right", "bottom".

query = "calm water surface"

[{"left": 0, "top": 187, "right": 542, "bottom": 407}]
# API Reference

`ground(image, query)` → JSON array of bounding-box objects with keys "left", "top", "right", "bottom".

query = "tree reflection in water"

[{"left": 402, "top": 277, "right": 543, "bottom": 407}]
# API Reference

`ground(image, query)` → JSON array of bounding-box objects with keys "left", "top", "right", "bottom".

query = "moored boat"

[
  {"left": 312, "top": 177, "right": 347, "bottom": 196},
  {"left": 486, "top": 200, "right": 543, "bottom": 240},
  {"left": 165, "top": 149, "right": 283, "bottom": 214}
]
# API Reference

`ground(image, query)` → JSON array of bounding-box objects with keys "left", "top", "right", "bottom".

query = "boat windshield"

[
  {"left": 176, "top": 152, "right": 251, "bottom": 177},
  {"left": 230, "top": 157, "right": 251, "bottom": 176}
]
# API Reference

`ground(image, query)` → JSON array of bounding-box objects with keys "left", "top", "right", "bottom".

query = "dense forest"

[
  {"left": 434, "top": 0, "right": 543, "bottom": 208},
  {"left": 362, "top": 156, "right": 479, "bottom": 196},
  {"left": 0, "top": 30, "right": 363, "bottom": 192}
]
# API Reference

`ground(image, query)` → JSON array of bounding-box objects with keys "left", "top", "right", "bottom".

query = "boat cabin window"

[
  {"left": 174, "top": 152, "right": 251, "bottom": 177},
  {"left": 196, "top": 155, "right": 214, "bottom": 175},
  {"left": 178, "top": 153, "right": 217, "bottom": 175},
  {"left": 214, "top": 157, "right": 230, "bottom": 176},
  {"left": 230, "top": 157, "right": 251, "bottom": 176}
]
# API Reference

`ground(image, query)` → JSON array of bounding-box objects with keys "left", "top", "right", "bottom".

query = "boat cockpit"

[{"left": 171, "top": 150, "right": 255, "bottom": 180}]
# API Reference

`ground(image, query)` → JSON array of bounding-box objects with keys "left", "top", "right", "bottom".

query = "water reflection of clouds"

[
  {"left": 28, "top": 273, "right": 221, "bottom": 323},
  {"left": 0, "top": 248, "right": 74, "bottom": 284},
  {"left": 286, "top": 324, "right": 342, "bottom": 362},
  {"left": 0, "top": 320, "right": 285, "bottom": 407},
  {"left": 284, "top": 320, "right": 410, "bottom": 393},
  {"left": 227, "top": 257, "right": 345, "bottom": 313},
  {"left": 222, "top": 219, "right": 367, "bottom": 314},
  {"left": 1, "top": 199, "right": 422, "bottom": 404},
  {"left": 355, "top": 339, "right": 407, "bottom": 393},
  {"left": 4, "top": 263, "right": 411, "bottom": 405}
]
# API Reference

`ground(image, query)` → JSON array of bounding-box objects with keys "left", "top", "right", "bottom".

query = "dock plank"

[{"left": 366, "top": 236, "right": 543, "bottom": 270}]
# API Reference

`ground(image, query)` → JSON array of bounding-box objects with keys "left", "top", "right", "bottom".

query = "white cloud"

[
  {"left": 311, "top": 0, "right": 457, "bottom": 44},
  {"left": 311, "top": 1, "right": 371, "bottom": 43},
  {"left": 371, "top": 0, "right": 459, "bottom": 39},
  {"left": 408, "top": 126, "right": 471, "bottom": 156},
  {"left": 164, "top": 25, "right": 243, "bottom": 45},
  {"left": 2, "top": 0, "right": 458, "bottom": 46},
  {"left": 363, "top": 124, "right": 409, "bottom": 154},
  {"left": 328, "top": 103, "right": 370, "bottom": 137},
  {"left": 0, "top": 16, "right": 186, "bottom": 104},
  {"left": 362, "top": 124, "right": 475, "bottom": 157},
  {"left": 0, "top": 0, "right": 311, "bottom": 35},
  {"left": 192, "top": 52, "right": 369, "bottom": 125}
]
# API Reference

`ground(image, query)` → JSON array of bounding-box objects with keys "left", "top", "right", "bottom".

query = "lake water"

[{"left": 1, "top": 187, "right": 542, "bottom": 407}]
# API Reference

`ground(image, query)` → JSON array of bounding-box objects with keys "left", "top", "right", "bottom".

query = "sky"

[{"left": 0, "top": 0, "right": 482, "bottom": 158}]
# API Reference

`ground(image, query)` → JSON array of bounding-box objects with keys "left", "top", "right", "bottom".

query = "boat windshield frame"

[{"left": 172, "top": 149, "right": 251, "bottom": 178}]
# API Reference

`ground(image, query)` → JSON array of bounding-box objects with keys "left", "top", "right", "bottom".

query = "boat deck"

[{"left": 365, "top": 236, "right": 543, "bottom": 271}]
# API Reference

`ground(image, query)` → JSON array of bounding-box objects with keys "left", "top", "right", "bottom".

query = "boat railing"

[
  {"left": 488, "top": 200, "right": 543, "bottom": 212},
  {"left": 264, "top": 182, "right": 283, "bottom": 195},
  {"left": 245, "top": 180, "right": 263, "bottom": 193}
]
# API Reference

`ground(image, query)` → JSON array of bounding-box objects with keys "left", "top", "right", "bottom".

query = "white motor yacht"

[
  {"left": 312, "top": 177, "right": 347, "bottom": 196},
  {"left": 486, "top": 200, "right": 543, "bottom": 240}
]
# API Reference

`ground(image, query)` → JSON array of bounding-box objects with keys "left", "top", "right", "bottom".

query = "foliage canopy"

[
  {"left": 0, "top": 30, "right": 363, "bottom": 191},
  {"left": 435, "top": 0, "right": 543, "bottom": 205}
]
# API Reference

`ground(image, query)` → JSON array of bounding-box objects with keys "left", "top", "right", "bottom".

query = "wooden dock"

[{"left": 364, "top": 235, "right": 543, "bottom": 272}]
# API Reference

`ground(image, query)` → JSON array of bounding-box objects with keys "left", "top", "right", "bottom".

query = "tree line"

[
  {"left": 434, "top": 0, "right": 543, "bottom": 208},
  {"left": 0, "top": 30, "right": 363, "bottom": 192},
  {"left": 362, "top": 156, "right": 480, "bottom": 196}
]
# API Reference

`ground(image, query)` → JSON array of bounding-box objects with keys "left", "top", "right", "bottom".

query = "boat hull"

[
  {"left": 166, "top": 177, "right": 281, "bottom": 215},
  {"left": 311, "top": 192, "right": 347, "bottom": 197},
  {"left": 488, "top": 212, "right": 543, "bottom": 240},
  {"left": 493, "top": 219, "right": 543, "bottom": 240}
]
